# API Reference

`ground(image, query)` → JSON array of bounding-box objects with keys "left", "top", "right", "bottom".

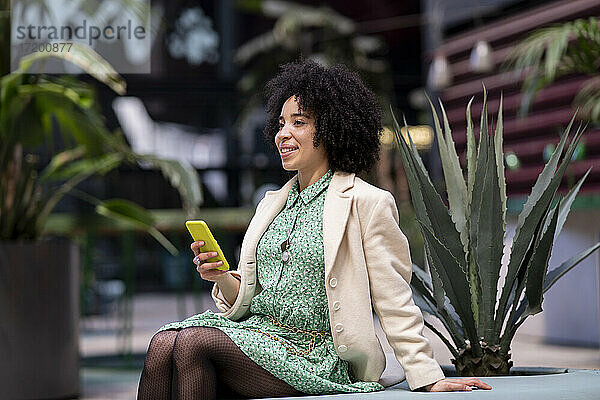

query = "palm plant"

[
  {"left": 392, "top": 90, "right": 600, "bottom": 376},
  {"left": 0, "top": 45, "right": 202, "bottom": 254},
  {"left": 505, "top": 17, "right": 600, "bottom": 122}
]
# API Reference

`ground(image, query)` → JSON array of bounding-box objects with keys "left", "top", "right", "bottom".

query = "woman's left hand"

[{"left": 423, "top": 377, "right": 492, "bottom": 392}]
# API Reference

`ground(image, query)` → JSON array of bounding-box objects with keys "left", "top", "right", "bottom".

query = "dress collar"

[{"left": 286, "top": 169, "right": 333, "bottom": 209}]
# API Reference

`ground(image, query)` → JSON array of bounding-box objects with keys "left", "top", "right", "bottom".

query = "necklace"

[
  {"left": 280, "top": 212, "right": 299, "bottom": 263},
  {"left": 280, "top": 179, "right": 330, "bottom": 264}
]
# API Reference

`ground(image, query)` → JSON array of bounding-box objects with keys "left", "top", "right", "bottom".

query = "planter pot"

[{"left": 0, "top": 237, "right": 80, "bottom": 399}]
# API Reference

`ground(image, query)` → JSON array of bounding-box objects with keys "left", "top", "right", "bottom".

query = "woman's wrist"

[
  {"left": 214, "top": 272, "right": 241, "bottom": 305},
  {"left": 213, "top": 271, "right": 231, "bottom": 284}
]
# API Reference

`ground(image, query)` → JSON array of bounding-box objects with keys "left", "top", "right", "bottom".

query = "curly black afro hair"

[{"left": 263, "top": 59, "right": 383, "bottom": 174}]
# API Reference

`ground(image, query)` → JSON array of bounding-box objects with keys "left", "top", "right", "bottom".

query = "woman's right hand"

[{"left": 191, "top": 241, "right": 229, "bottom": 283}]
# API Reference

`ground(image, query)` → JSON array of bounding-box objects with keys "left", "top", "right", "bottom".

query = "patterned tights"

[{"left": 137, "top": 327, "right": 303, "bottom": 399}]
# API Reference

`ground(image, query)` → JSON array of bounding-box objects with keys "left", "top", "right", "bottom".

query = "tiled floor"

[{"left": 78, "top": 293, "right": 600, "bottom": 399}]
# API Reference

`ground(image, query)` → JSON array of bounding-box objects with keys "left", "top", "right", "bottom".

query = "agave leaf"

[
  {"left": 469, "top": 89, "right": 490, "bottom": 270},
  {"left": 397, "top": 117, "right": 468, "bottom": 272},
  {"left": 511, "top": 241, "right": 600, "bottom": 329},
  {"left": 544, "top": 242, "right": 600, "bottom": 293},
  {"left": 426, "top": 245, "right": 448, "bottom": 311},
  {"left": 504, "top": 122, "right": 586, "bottom": 329},
  {"left": 472, "top": 125, "right": 504, "bottom": 342},
  {"left": 502, "top": 243, "right": 600, "bottom": 353},
  {"left": 554, "top": 169, "right": 590, "bottom": 241},
  {"left": 391, "top": 108, "right": 431, "bottom": 231},
  {"left": 413, "top": 263, "right": 467, "bottom": 345},
  {"left": 413, "top": 264, "right": 433, "bottom": 291},
  {"left": 495, "top": 116, "right": 577, "bottom": 329},
  {"left": 412, "top": 288, "right": 438, "bottom": 317},
  {"left": 468, "top": 90, "right": 491, "bottom": 335},
  {"left": 494, "top": 95, "right": 507, "bottom": 232},
  {"left": 478, "top": 86, "right": 489, "bottom": 163},
  {"left": 435, "top": 97, "right": 469, "bottom": 252},
  {"left": 499, "top": 202, "right": 550, "bottom": 351},
  {"left": 418, "top": 221, "right": 479, "bottom": 347},
  {"left": 423, "top": 319, "right": 459, "bottom": 359},
  {"left": 524, "top": 204, "right": 560, "bottom": 315},
  {"left": 465, "top": 97, "right": 476, "bottom": 199},
  {"left": 96, "top": 199, "right": 178, "bottom": 256},
  {"left": 506, "top": 206, "right": 547, "bottom": 323}
]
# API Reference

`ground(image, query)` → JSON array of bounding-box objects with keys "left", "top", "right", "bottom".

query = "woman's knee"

[
  {"left": 172, "top": 327, "right": 220, "bottom": 363},
  {"left": 149, "top": 330, "right": 178, "bottom": 351},
  {"left": 143, "top": 330, "right": 177, "bottom": 370}
]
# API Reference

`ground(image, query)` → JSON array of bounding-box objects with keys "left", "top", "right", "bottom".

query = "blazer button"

[
  {"left": 334, "top": 323, "right": 344, "bottom": 333},
  {"left": 329, "top": 277, "right": 338, "bottom": 287},
  {"left": 332, "top": 301, "right": 341, "bottom": 311},
  {"left": 338, "top": 345, "right": 348, "bottom": 353}
]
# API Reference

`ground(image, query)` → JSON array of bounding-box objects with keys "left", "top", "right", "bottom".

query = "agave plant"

[
  {"left": 505, "top": 17, "right": 600, "bottom": 122},
  {"left": 0, "top": 45, "right": 202, "bottom": 254},
  {"left": 392, "top": 90, "right": 600, "bottom": 376}
]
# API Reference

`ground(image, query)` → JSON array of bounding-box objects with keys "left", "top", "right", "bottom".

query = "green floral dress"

[{"left": 158, "top": 170, "right": 384, "bottom": 395}]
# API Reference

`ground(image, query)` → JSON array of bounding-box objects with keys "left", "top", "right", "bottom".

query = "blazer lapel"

[
  {"left": 323, "top": 171, "right": 355, "bottom": 279},
  {"left": 243, "top": 175, "right": 297, "bottom": 262},
  {"left": 243, "top": 171, "right": 355, "bottom": 281}
]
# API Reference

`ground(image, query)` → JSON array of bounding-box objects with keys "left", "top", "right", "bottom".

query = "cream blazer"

[{"left": 211, "top": 171, "right": 445, "bottom": 390}]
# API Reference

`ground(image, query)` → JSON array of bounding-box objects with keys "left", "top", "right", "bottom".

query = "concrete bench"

[{"left": 250, "top": 369, "right": 600, "bottom": 400}]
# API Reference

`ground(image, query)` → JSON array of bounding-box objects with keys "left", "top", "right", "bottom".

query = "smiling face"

[{"left": 275, "top": 95, "right": 329, "bottom": 176}]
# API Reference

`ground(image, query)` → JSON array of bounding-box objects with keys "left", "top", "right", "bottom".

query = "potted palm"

[
  {"left": 0, "top": 46, "right": 202, "bottom": 399},
  {"left": 505, "top": 17, "right": 600, "bottom": 123},
  {"left": 392, "top": 90, "right": 599, "bottom": 376}
]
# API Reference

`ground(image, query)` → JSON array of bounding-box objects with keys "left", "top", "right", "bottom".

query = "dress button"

[
  {"left": 338, "top": 345, "right": 348, "bottom": 353},
  {"left": 333, "top": 301, "right": 341, "bottom": 311},
  {"left": 329, "top": 277, "right": 338, "bottom": 287},
  {"left": 334, "top": 323, "right": 344, "bottom": 333}
]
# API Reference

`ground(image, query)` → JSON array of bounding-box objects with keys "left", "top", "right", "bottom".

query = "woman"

[{"left": 137, "top": 60, "right": 491, "bottom": 399}]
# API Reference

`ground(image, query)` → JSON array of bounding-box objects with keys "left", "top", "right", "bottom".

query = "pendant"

[{"left": 281, "top": 239, "right": 290, "bottom": 263}]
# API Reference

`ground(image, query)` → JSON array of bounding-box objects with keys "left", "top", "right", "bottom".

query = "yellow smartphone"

[{"left": 185, "top": 220, "right": 230, "bottom": 271}]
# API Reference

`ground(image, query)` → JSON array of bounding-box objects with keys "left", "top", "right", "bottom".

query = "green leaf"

[
  {"left": 525, "top": 203, "right": 560, "bottom": 315},
  {"left": 396, "top": 116, "right": 467, "bottom": 272},
  {"left": 494, "top": 95, "right": 507, "bottom": 233},
  {"left": 544, "top": 242, "right": 600, "bottom": 293},
  {"left": 38, "top": 147, "right": 86, "bottom": 182},
  {"left": 554, "top": 169, "right": 590, "bottom": 241},
  {"left": 495, "top": 116, "right": 578, "bottom": 329},
  {"left": 466, "top": 97, "right": 476, "bottom": 201},
  {"left": 413, "top": 263, "right": 466, "bottom": 344},
  {"left": 471, "top": 112, "right": 504, "bottom": 342},
  {"left": 418, "top": 221, "right": 479, "bottom": 347},
  {"left": 35, "top": 153, "right": 124, "bottom": 234},
  {"left": 505, "top": 241, "right": 599, "bottom": 349},
  {"left": 468, "top": 88, "right": 491, "bottom": 336},
  {"left": 96, "top": 198, "right": 156, "bottom": 227},
  {"left": 393, "top": 105, "right": 474, "bottom": 349},
  {"left": 423, "top": 319, "right": 459, "bottom": 359},
  {"left": 131, "top": 155, "right": 203, "bottom": 215},
  {"left": 96, "top": 199, "right": 179, "bottom": 256},
  {"left": 432, "top": 96, "right": 469, "bottom": 252},
  {"left": 544, "top": 25, "right": 570, "bottom": 81},
  {"left": 15, "top": 42, "right": 126, "bottom": 95},
  {"left": 391, "top": 108, "right": 431, "bottom": 232}
]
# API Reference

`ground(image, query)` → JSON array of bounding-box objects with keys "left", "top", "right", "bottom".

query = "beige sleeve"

[
  {"left": 363, "top": 192, "right": 445, "bottom": 390},
  {"left": 211, "top": 271, "right": 242, "bottom": 312}
]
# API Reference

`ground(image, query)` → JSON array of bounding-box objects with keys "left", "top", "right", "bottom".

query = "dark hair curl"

[{"left": 263, "top": 59, "right": 383, "bottom": 174}]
